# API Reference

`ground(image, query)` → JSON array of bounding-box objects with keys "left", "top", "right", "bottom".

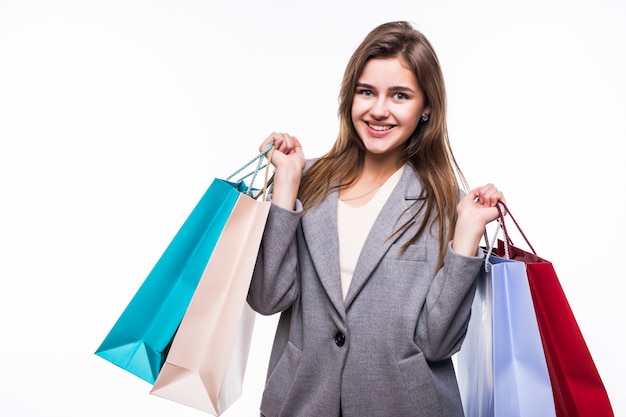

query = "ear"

[{"left": 420, "top": 106, "right": 431, "bottom": 122}]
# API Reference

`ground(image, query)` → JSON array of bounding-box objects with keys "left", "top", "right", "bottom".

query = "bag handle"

[
  {"left": 226, "top": 143, "right": 275, "bottom": 200},
  {"left": 258, "top": 147, "right": 275, "bottom": 201},
  {"left": 482, "top": 215, "right": 503, "bottom": 270},
  {"left": 495, "top": 202, "right": 537, "bottom": 257},
  {"left": 482, "top": 200, "right": 536, "bottom": 267}
]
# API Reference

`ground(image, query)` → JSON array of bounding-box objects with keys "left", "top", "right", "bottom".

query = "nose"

[{"left": 369, "top": 97, "right": 389, "bottom": 119}]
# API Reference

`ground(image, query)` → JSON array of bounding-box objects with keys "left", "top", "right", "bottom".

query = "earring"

[{"left": 421, "top": 114, "right": 429, "bottom": 122}]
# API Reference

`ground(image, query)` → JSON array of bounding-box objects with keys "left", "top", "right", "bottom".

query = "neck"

[
  {"left": 361, "top": 153, "right": 404, "bottom": 184},
  {"left": 338, "top": 155, "right": 403, "bottom": 203}
]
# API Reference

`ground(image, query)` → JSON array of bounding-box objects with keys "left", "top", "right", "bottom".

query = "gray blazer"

[{"left": 247, "top": 164, "right": 483, "bottom": 417}]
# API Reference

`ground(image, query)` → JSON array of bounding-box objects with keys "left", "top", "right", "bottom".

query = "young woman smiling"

[{"left": 247, "top": 21, "right": 504, "bottom": 417}]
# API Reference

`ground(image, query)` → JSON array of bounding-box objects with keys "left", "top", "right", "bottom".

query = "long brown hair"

[{"left": 299, "top": 21, "right": 468, "bottom": 268}]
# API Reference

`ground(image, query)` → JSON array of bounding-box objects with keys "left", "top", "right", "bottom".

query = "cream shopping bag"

[
  {"left": 150, "top": 189, "right": 270, "bottom": 415},
  {"left": 149, "top": 147, "right": 273, "bottom": 415}
]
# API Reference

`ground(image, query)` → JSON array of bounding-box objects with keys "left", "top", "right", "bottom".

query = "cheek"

[
  {"left": 351, "top": 98, "right": 362, "bottom": 117},
  {"left": 351, "top": 101, "right": 364, "bottom": 126},
  {"left": 399, "top": 108, "right": 420, "bottom": 130},
  {"left": 351, "top": 94, "right": 372, "bottom": 115}
]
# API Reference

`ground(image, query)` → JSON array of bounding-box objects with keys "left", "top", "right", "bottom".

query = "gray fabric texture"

[{"left": 248, "top": 165, "right": 482, "bottom": 417}]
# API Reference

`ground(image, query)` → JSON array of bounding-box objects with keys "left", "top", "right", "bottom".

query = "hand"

[
  {"left": 452, "top": 183, "right": 505, "bottom": 256},
  {"left": 260, "top": 132, "right": 306, "bottom": 174},
  {"left": 458, "top": 183, "right": 505, "bottom": 225},
  {"left": 259, "top": 132, "right": 305, "bottom": 210}
]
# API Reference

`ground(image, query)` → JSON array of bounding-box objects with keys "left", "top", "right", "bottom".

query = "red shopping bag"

[{"left": 496, "top": 204, "right": 614, "bottom": 417}]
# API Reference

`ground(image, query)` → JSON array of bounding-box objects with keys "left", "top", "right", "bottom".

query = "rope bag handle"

[{"left": 226, "top": 142, "right": 275, "bottom": 200}]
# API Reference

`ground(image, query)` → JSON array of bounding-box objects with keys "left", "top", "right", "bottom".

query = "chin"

[{"left": 363, "top": 139, "right": 400, "bottom": 153}]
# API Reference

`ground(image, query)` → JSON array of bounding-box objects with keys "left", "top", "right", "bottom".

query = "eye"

[
  {"left": 356, "top": 88, "right": 374, "bottom": 97},
  {"left": 393, "top": 92, "right": 409, "bottom": 100}
]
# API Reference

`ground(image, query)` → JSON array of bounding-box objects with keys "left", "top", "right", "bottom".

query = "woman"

[{"left": 247, "top": 21, "right": 503, "bottom": 417}]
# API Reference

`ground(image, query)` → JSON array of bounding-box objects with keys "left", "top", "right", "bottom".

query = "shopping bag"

[
  {"left": 455, "top": 253, "right": 494, "bottom": 417},
  {"left": 457, "top": 233, "right": 556, "bottom": 417},
  {"left": 496, "top": 204, "right": 614, "bottom": 417},
  {"left": 149, "top": 170, "right": 272, "bottom": 415},
  {"left": 95, "top": 144, "right": 274, "bottom": 384}
]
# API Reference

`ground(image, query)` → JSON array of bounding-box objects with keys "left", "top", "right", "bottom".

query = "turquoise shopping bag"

[{"left": 95, "top": 145, "right": 274, "bottom": 384}]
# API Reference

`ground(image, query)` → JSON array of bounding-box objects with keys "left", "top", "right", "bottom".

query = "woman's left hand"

[
  {"left": 459, "top": 183, "right": 505, "bottom": 224},
  {"left": 452, "top": 183, "right": 505, "bottom": 256}
]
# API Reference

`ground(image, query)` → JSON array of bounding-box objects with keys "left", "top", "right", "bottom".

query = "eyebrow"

[{"left": 356, "top": 82, "right": 416, "bottom": 93}]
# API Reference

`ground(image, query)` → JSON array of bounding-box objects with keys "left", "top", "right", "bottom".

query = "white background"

[{"left": 1, "top": 0, "right": 624, "bottom": 416}]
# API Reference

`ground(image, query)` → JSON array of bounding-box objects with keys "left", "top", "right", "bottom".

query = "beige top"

[{"left": 337, "top": 165, "right": 405, "bottom": 300}]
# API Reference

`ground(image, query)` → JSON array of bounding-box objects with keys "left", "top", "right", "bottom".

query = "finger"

[
  {"left": 279, "top": 134, "right": 292, "bottom": 152},
  {"left": 471, "top": 184, "right": 502, "bottom": 207},
  {"left": 261, "top": 132, "right": 302, "bottom": 158},
  {"left": 260, "top": 133, "right": 279, "bottom": 152},
  {"left": 285, "top": 135, "right": 302, "bottom": 154},
  {"left": 482, "top": 191, "right": 501, "bottom": 208},
  {"left": 260, "top": 132, "right": 287, "bottom": 153}
]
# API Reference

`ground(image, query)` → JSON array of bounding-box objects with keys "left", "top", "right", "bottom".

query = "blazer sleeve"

[
  {"left": 415, "top": 241, "right": 484, "bottom": 361},
  {"left": 247, "top": 198, "right": 303, "bottom": 316}
]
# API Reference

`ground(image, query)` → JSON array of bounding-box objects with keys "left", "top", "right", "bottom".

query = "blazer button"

[{"left": 334, "top": 331, "right": 346, "bottom": 347}]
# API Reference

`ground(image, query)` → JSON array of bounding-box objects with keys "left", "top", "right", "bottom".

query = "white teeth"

[{"left": 368, "top": 123, "right": 392, "bottom": 131}]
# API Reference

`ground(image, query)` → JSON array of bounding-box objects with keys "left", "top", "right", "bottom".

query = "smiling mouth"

[{"left": 367, "top": 122, "right": 394, "bottom": 131}]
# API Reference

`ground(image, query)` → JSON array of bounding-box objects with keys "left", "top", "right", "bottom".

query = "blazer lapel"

[
  {"left": 344, "top": 166, "right": 425, "bottom": 307},
  {"left": 301, "top": 188, "right": 346, "bottom": 315}
]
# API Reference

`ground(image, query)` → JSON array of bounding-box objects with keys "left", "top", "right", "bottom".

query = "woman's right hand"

[{"left": 260, "top": 132, "right": 305, "bottom": 210}]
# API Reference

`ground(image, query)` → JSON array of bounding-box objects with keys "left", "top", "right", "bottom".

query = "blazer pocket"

[
  {"left": 388, "top": 242, "right": 427, "bottom": 263},
  {"left": 398, "top": 353, "right": 443, "bottom": 417},
  {"left": 260, "top": 341, "right": 302, "bottom": 416}
]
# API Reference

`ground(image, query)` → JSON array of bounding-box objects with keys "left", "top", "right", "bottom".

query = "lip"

[{"left": 365, "top": 121, "right": 395, "bottom": 137}]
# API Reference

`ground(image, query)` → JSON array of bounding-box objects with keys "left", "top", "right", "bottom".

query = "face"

[{"left": 351, "top": 57, "right": 429, "bottom": 160}]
